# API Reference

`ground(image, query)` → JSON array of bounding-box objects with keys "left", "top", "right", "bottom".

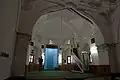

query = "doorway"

[{"left": 44, "top": 47, "right": 59, "bottom": 70}]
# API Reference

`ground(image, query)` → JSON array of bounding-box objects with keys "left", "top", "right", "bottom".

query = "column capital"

[
  {"left": 97, "top": 43, "right": 119, "bottom": 72},
  {"left": 16, "top": 32, "right": 32, "bottom": 41},
  {"left": 97, "top": 43, "right": 116, "bottom": 52}
]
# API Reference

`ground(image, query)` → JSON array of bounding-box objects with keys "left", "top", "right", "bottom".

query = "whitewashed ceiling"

[{"left": 32, "top": 9, "right": 99, "bottom": 44}]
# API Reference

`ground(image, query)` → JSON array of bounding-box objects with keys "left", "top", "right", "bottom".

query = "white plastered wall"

[
  {"left": 31, "top": 9, "right": 109, "bottom": 66},
  {"left": 0, "top": 0, "right": 18, "bottom": 79}
]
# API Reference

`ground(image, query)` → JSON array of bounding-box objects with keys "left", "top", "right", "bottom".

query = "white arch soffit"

[
  {"left": 63, "top": 19, "right": 84, "bottom": 40},
  {"left": 32, "top": 9, "right": 75, "bottom": 39},
  {"left": 32, "top": 7, "right": 104, "bottom": 42},
  {"left": 32, "top": 10, "right": 84, "bottom": 41},
  {"left": 68, "top": 8, "right": 104, "bottom": 43},
  {"left": 68, "top": 8, "right": 102, "bottom": 33},
  {"left": 33, "top": 17, "right": 75, "bottom": 41},
  {"left": 32, "top": 15, "right": 48, "bottom": 41}
]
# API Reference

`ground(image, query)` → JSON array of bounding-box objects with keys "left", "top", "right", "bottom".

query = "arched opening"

[{"left": 26, "top": 9, "right": 109, "bottom": 73}]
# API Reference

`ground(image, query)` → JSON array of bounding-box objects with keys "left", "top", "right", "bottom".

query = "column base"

[{"left": 89, "top": 65, "right": 110, "bottom": 74}]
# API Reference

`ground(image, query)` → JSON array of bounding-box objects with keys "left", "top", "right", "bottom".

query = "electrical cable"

[
  {"left": 40, "top": 5, "right": 61, "bottom": 12},
  {"left": 68, "top": 8, "right": 93, "bottom": 24},
  {"left": 46, "top": 8, "right": 67, "bottom": 14},
  {"left": 44, "top": 0, "right": 65, "bottom": 7}
]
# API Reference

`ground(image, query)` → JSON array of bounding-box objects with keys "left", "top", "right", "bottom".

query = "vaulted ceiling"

[
  {"left": 22, "top": 0, "right": 117, "bottom": 11},
  {"left": 18, "top": 0, "right": 118, "bottom": 44},
  {"left": 32, "top": 9, "right": 103, "bottom": 45},
  {"left": 19, "top": 0, "right": 117, "bottom": 34}
]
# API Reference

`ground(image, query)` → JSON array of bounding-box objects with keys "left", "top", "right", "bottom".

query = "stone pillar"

[
  {"left": 97, "top": 44, "right": 109, "bottom": 65},
  {"left": 34, "top": 42, "right": 42, "bottom": 64},
  {"left": 97, "top": 44, "right": 119, "bottom": 73},
  {"left": 115, "top": 44, "right": 120, "bottom": 72},
  {"left": 33, "top": 46, "right": 41, "bottom": 64},
  {"left": 111, "top": 5, "right": 120, "bottom": 72},
  {"left": 26, "top": 44, "right": 33, "bottom": 65},
  {"left": 11, "top": 32, "right": 31, "bottom": 76},
  {"left": 108, "top": 44, "right": 119, "bottom": 73}
]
